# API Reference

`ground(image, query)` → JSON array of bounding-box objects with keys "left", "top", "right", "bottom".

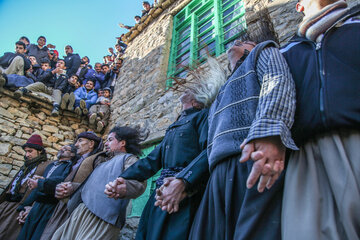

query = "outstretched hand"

[
  {"left": 239, "top": 136, "right": 285, "bottom": 192},
  {"left": 104, "top": 177, "right": 127, "bottom": 199},
  {"left": 154, "top": 177, "right": 187, "bottom": 214}
]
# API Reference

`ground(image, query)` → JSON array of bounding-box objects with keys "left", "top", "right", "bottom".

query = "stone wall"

[
  {"left": 109, "top": 0, "right": 280, "bottom": 144},
  {"left": 0, "top": 89, "right": 95, "bottom": 193}
]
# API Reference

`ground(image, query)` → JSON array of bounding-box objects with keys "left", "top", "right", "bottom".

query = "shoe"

[
  {"left": 79, "top": 99, "right": 86, "bottom": 110},
  {"left": 75, "top": 107, "right": 82, "bottom": 116},
  {"left": 83, "top": 108, "right": 88, "bottom": 115},
  {"left": 14, "top": 87, "right": 28, "bottom": 98},
  {"left": 97, "top": 121, "right": 104, "bottom": 132},
  {"left": 67, "top": 92, "right": 76, "bottom": 111},
  {"left": 89, "top": 113, "right": 97, "bottom": 124},
  {"left": 0, "top": 71, "right": 6, "bottom": 88},
  {"left": 51, "top": 104, "right": 60, "bottom": 117},
  {"left": 60, "top": 93, "right": 69, "bottom": 109},
  {"left": 98, "top": 111, "right": 105, "bottom": 118}
]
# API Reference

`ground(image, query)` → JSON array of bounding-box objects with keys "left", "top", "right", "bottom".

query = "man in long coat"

[
  {"left": 16, "top": 145, "right": 75, "bottom": 240},
  {"left": 39, "top": 131, "right": 104, "bottom": 240},
  {"left": 0, "top": 134, "right": 50, "bottom": 240},
  {"left": 106, "top": 90, "right": 210, "bottom": 240},
  {"left": 52, "top": 127, "right": 146, "bottom": 240}
]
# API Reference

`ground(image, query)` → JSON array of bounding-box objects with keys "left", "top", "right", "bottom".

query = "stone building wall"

[
  {"left": 109, "top": 0, "right": 281, "bottom": 144},
  {"left": 0, "top": 89, "right": 95, "bottom": 193}
]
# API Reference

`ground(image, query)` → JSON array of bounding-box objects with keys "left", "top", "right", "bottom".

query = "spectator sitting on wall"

[
  {"left": 14, "top": 59, "right": 69, "bottom": 117},
  {"left": 0, "top": 68, "right": 35, "bottom": 89},
  {"left": 108, "top": 48, "right": 116, "bottom": 62},
  {"left": 26, "top": 36, "right": 50, "bottom": 63},
  {"left": 135, "top": 15, "right": 141, "bottom": 24},
  {"left": 89, "top": 87, "right": 112, "bottom": 132},
  {"left": 141, "top": 1, "right": 153, "bottom": 17},
  {"left": 60, "top": 74, "right": 79, "bottom": 111},
  {"left": 91, "top": 62, "right": 104, "bottom": 91},
  {"left": 19, "top": 36, "right": 30, "bottom": 48},
  {"left": 0, "top": 41, "right": 31, "bottom": 80},
  {"left": 76, "top": 56, "right": 94, "bottom": 84},
  {"left": 74, "top": 78, "right": 98, "bottom": 116},
  {"left": 28, "top": 55, "right": 43, "bottom": 78},
  {"left": 64, "top": 45, "right": 81, "bottom": 77},
  {"left": 103, "top": 59, "right": 121, "bottom": 92}
]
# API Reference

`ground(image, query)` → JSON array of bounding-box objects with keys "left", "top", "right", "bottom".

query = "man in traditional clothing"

[
  {"left": 39, "top": 131, "right": 104, "bottom": 240},
  {"left": 52, "top": 127, "right": 146, "bottom": 240},
  {"left": 0, "top": 134, "right": 50, "bottom": 240},
  {"left": 188, "top": 39, "right": 297, "bottom": 240},
  {"left": 105, "top": 89, "right": 210, "bottom": 240},
  {"left": 280, "top": 1, "right": 360, "bottom": 239},
  {"left": 16, "top": 145, "right": 75, "bottom": 240}
]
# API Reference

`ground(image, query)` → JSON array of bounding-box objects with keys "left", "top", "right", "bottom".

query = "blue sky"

[{"left": 0, "top": 0, "right": 146, "bottom": 64}]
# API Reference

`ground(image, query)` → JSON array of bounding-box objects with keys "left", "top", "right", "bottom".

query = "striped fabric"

[{"left": 245, "top": 47, "right": 298, "bottom": 150}]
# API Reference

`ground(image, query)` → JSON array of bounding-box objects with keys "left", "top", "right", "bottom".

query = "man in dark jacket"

[
  {"left": 60, "top": 74, "right": 79, "bottom": 111},
  {"left": 16, "top": 145, "right": 75, "bottom": 240},
  {"left": 280, "top": 1, "right": 360, "bottom": 239},
  {"left": 106, "top": 90, "right": 209, "bottom": 240},
  {"left": 39, "top": 131, "right": 105, "bottom": 240},
  {"left": 0, "top": 41, "right": 31, "bottom": 80},
  {"left": 14, "top": 59, "right": 69, "bottom": 117},
  {"left": 26, "top": 36, "right": 49, "bottom": 63},
  {"left": 0, "top": 134, "right": 50, "bottom": 240},
  {"left": 75, "top": 56, "right": 93, "bottom": 84},
  {"left": 64, "top": 45, "right": 81, "bottom": 77}
]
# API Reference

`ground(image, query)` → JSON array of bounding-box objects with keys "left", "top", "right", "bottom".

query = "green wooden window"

[
  {"left": 128, "top": 143, "right": 161, "bottom": 218},
  {"left": 166, "top": 0, "right": 247, "bottom": 87}
]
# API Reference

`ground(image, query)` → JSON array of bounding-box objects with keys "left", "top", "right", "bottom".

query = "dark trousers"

[{"left": 189, "top": 156, "right": 284, "bottom": 240}]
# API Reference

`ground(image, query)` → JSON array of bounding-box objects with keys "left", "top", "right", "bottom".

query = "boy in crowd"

[
  {"left": 26, "top": 36, "right": 49, "bottom": 63},
  {"left": 89, "top": 87, "right": 111, "bottom": 132},
  {"left": 0, "top": 41, "right": 31, "bottom": 78},
  {"left": 74, "top": 79, "right": 97, "bottom": 116},
  {"left": 14, "top": 59, "right": 69, "bottom": 117},
  {"left": 61, "top": 74, "right": 80, "bottom": 111}
]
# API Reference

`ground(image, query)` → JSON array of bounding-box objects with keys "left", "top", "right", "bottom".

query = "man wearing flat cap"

[
  {"left": 39, "top": 131, "right": 106, "bottom": 240},
  {"left": 0, "top": 134, "right": 51, "bottom": 240}
]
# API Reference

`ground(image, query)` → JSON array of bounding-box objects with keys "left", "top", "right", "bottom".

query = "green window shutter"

[
  {"left": 128, "top": 143, "right": 162, "bottom": 218},
  {"left": 166, "top": 0, "right": 247, "bottom": 88}
]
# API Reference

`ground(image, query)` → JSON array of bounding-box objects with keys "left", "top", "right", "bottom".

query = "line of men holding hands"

[{"left": 0, "top": 0, "right": 359, "bottom": 239}]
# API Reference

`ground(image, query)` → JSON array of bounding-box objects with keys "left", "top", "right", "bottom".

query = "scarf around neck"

[
  {"left": 11, "top": 152, "right": 47, "bottom": 197},
  {"left": 298, "top": 1, "right": 348, "bottom": 42}
]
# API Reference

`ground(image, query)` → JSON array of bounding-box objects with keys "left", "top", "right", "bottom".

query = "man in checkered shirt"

[{"left": 189, "top": 39, "right": 297, "bottom": 240}]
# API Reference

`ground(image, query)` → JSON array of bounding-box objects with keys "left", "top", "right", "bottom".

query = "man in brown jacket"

[
  {"left": 40, "top": 131, "right": 105, "bottom": 240},
  {"left": 0, "top": 134, "right": 50, "bottom": 240}
]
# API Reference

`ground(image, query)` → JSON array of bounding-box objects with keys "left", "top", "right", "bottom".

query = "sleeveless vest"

[
  {"left": 207, "top": 41, "right": 277, "bottom": 171},
  {"left": 81, "top": 153, "right": 132, "bottom": 228}
]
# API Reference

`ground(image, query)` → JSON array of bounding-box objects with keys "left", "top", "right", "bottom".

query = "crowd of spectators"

[{"left": 0, "top": 35, "right": 124, "bottom": 132}]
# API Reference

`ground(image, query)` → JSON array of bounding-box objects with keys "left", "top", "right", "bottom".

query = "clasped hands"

[
  {"left": 27, "top": 175, "right": 44, "bottom": 190},
  {"left": 239, "top": 136, "right": 286, "bottom": 192},
  {"left": 104, "top": 177, "right": 187, "bottom": 214},
  {"left": 55, "top": 182, "right": 74, "bottom": 199}
]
